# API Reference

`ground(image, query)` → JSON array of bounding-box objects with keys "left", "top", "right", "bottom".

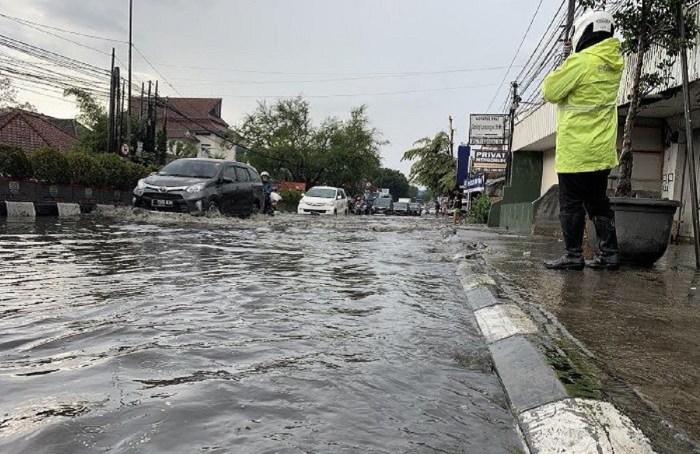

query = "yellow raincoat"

[{"left": 542, "top": 38, "right": 624, "bottom": 173}]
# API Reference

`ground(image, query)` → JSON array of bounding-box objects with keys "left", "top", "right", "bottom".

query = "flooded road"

[{"left": 0, "top": 212, "right": 521, "bottom": 453}]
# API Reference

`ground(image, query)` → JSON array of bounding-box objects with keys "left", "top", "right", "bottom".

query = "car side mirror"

[
  {"left": 301, "top": 192, "right": 306, "bottom": 197},
  {"left": 337, "top": 195, "right": 342, "bottom": 200},
  {"left": 221, "top": 177, "right": 234, "bottom": 184}
]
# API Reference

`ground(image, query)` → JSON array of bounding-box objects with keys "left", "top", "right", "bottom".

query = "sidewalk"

[{"left": 456, "top": 225, "right": 700, "bottom": 454}]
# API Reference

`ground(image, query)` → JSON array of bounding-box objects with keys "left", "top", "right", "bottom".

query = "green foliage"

[
  {"left": 0, "top": 77, "right": 36, "bottom": 111},
  {"left": 95, "top": 153, "right": 131, "bottom": 190},
  {"left": 233, "top": 97, "right": 384, "bottom": 195},
  {"left": 124, "top": 161, "right": 151, "bottom": 191},
  {"left": 0, "top": 145, "right": 32, "bottom": 179},
  {"left": 64, "top": 88, "right": 109, "bottom": 153},
  {"left": 373, "top": 167, "right": 410, "bottom": 199},
  {"left": 30, "top": 147, "right": 71, "bottom": 184},
  {"left": 469, "top": 195, "right": 491, "bottom": 224},
  {"left": 401, "top": 131, "right": 456, "bottom": 196},
  {"left": 169, "top": 140, "right": 198, "bottom": 158},
  {"left": 66, "top": 151, "right": 106, "bottom": 186},
  {"left": 277, "top": 188, "right": 303, "bottom": 212}
]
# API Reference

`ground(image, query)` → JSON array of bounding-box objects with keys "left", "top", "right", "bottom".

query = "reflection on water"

[{"left": 0, "top": 212, "right": 521, "bottom": 453}]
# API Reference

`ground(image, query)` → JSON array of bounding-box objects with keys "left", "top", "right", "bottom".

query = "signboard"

[
  {"left": 466, "top": 173, "right": 486, "bottom": 194},
  {"left": 473, "top": 148, "right": 507, "bottom": 172},
  {"left": 456, "top": 144, "right": 471, "bottom": 187},
  {"left": 469, "top": 114, "right": 508, "bottom": 145}
]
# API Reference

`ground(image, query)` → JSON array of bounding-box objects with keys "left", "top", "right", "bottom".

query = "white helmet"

[
  {"left": 572, "top": 10, "right": 615, "bottom": 53},
  {"left": 260, "top": 171, "right": 270, "bottom": 178}
]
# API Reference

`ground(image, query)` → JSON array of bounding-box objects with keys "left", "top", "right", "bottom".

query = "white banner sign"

[{"left": 469, "top": 114, "right": 508, "bottom": 145}]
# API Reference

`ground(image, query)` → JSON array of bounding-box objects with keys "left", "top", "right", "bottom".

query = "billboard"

[
  {"left": 472, "top": 148, "right": 507, "bottom": 172},
  {"left": 456, "top": 145, "right": 471, "bottom": 187},
  {"left": 469, "top": 114, "right": 508, "bottom": 145}
]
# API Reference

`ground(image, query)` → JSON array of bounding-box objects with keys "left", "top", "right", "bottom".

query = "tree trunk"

[{"left": 615, "top": 0, "right": 648, "bottom": 198}]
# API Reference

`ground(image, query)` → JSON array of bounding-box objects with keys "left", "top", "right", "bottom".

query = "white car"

[{"left": 297, "top": 186, "right": 349, "bottom": 215}]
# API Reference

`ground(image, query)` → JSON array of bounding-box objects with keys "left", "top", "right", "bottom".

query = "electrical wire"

[{"left": 486, "top": 0, "right": 545, "bottom": 112}]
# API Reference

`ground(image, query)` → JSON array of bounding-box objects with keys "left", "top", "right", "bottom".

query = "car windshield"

[
  {"left": 306, "top": 188, "right": 336, "bottom": 198},
  {"left": 375, "top": 198, "right": 391, "bottom": 207},
  {"left": 409, "top": 203, "right": 420, "bottom": 208},
  {"left": 395, "top": 203, "right": 408, "bottom": 209},
  {"left": 159, "top": 160, "right": 221, "bottom": 178}
]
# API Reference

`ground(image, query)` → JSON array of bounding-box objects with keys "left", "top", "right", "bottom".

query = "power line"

[
  {"left": 486, "top": 0, "right": 545, "bottom": 112},
  {"left": 190, "top": 83, "right": 501, "bottom": 99},
  {"left": 0, "top": 12, "right": 127, "bottom": 43}
]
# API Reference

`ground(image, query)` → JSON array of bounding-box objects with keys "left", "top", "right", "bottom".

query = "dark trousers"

[{"left": 558, "top": 170, "right": 613, "bottom": 219}]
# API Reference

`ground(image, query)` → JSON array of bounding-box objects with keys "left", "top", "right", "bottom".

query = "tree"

[
  {"left": 584, "top": 0, "right": 699, "bottom": 197},
  {"left": 64, "top": 88, "right": 109, "bottom": 153},
  {"left": 373, "top": 167, "right": 410, "bottom": 199},
  {"left": 233, "top": 97, "right": 384, "bottom": 193},
  {"left": 0, "top": 76, "right": 36, "bottom": 112},
  {"left": 402, "top": 131, "right": 456, "bottom": 196}
]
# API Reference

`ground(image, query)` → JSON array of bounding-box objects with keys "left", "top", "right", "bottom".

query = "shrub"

[
  {"left": 66, "top": 151, "right": 106, "bottom": 187},
  {"left": 469, "top": 194, "right": 491, "bottom": 224},
  {"left": 30, "top": 147, "right": 71, "bottom": 184},
  {"left": 95, "top": 153, "right": 130, "bottom": 189},
  {"left": 277, "top": 188, "right": 303, "bottom": 212},
  {"left": 123, "top": 161, "right": 151, "bottom": 191},
  {"left": 0, "top": 145, "right": 32, "bottom": 179}
]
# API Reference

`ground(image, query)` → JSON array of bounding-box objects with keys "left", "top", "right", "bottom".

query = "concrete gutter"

[
  {"left": 0, "top": 201, "right": 118, "bottom": 217},
  {"left": 457, "top": 259, "right": 656, "bottom": 453}
]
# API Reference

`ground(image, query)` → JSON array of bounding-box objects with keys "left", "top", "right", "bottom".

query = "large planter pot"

[{"left": 590, "top": 197, "right": 680, "bottom": 266}]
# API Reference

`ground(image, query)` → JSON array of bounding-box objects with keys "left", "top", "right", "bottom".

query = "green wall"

[{"left": 498, "top": 150, "right": 543, "bottom": 232}]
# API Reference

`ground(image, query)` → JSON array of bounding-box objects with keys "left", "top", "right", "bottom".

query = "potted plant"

[{"left": 584, "top": 0, "right": 698, "bottom": 265}]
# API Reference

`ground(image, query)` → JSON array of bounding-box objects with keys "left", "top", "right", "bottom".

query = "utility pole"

[
  {"left": 679, "top": 2, "right": 700, "bottom": 268},
  {"left": 449, "top": 115, "right": 455, "bottom": 158},
  {"left": 565, "top": 0, "right": 576, "bottom": 42},
  {"left": 126, "top": 0, "right": 133, "bottom": 150},
  {"left": 108, "top": 48, "right": 116, "bottom": 154},
  {"left": 506, "top": 82, "right": 520, "bottom": 185}
]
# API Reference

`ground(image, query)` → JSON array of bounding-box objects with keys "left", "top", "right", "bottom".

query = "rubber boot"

[
  {"left": 586, "top": 216, "right": 620, "bottom": 270},
  {"left": 544, "top": 213, "right": 585, "bottom": 270}
]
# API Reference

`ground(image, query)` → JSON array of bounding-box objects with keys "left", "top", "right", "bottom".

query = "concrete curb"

[
  {"left": 458, "top": 260, "right": 656, "bottom": 454},
  {"left": 0, "top": 201, "right": 119, "bottom": 218}
]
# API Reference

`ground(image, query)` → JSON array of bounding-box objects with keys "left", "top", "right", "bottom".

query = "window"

[
  {"left": 338, "top": 190, "right": 346, "bottom": 199},
  {"left": 247, "top": 169, "right": 261, "bottom": 182},
  {"left": 224, "top": 166, "right": 237, "bottom": 181},
  {"left": 235, "top": 167, "right": 250, "bottom": 182}
]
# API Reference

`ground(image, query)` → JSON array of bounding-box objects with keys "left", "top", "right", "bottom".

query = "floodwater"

[{"left": 0, "top": 212, "right": 522, "bottom": 454}]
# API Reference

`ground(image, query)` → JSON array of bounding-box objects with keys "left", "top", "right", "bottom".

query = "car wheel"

[{"left": 207, "top": 200, "right": 221, "bottom": 216}]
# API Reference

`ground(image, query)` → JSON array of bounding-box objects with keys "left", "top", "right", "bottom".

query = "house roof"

[
  {"left": 0, "top": 108, "right": 78, "bottom": 152},
  {"left": 130, "top": 97, "right": 229, "bottom": 141}
]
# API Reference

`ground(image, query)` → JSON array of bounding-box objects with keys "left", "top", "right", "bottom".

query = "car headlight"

[{"left": 186, "top": 183, "right": 206, "bottom": 193}]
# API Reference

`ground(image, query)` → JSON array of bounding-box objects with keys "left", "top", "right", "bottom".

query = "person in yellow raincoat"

[{"left": 542, "top": 10, "right": 624, "bottom": 270}]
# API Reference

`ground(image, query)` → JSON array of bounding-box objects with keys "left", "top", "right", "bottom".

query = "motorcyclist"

[
  {"left": 260, "top": 171, "right": 274, "bottom": 215},
  {"left": 354, "top": 196, "right": 363, "bottom": 215},
  {"left": 542, "top": 10, "right": 623, "bottom": 270}
]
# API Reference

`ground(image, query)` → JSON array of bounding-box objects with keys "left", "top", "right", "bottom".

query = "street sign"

[
  {"left": 466, "top": 173, "right": 486, "bottom": 194},
  {"left": 120, "top": 143, "right": 130, "bottom": 156},
  {"left": 469, "top": 114, "right": 508, "bottom": 145}
]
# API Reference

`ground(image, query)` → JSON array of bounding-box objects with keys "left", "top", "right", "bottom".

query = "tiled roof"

[
  {"left": 130, "top": 97, "right": 229, "bottom": 140},
  {"left": 0, "top": 109, "right": 78, "bottom": 152}
]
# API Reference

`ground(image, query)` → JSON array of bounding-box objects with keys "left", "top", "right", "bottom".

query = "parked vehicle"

[
  {"left": 132, "top": 158, "right": 263, "bottom": 217},
  {"left": 297, "top": 186, "right": 349, "bottom": 215},
  {"left": 393, "top": 202, "right": 410, "bottom": 216},
  {"left": 408, "top": 202, "right": 422, "bottom": 216},
  {"left": 373, "top": 196, "right": 394, "bottom": 215}
]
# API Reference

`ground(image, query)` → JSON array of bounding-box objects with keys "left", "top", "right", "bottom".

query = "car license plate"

[{"left": 152, "top": 199, "right": 173, "bottom": 207}]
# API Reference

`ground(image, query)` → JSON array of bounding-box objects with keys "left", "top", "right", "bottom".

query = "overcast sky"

[{"left": 0, "top": 0, "right": 562, "bottom": 176}]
